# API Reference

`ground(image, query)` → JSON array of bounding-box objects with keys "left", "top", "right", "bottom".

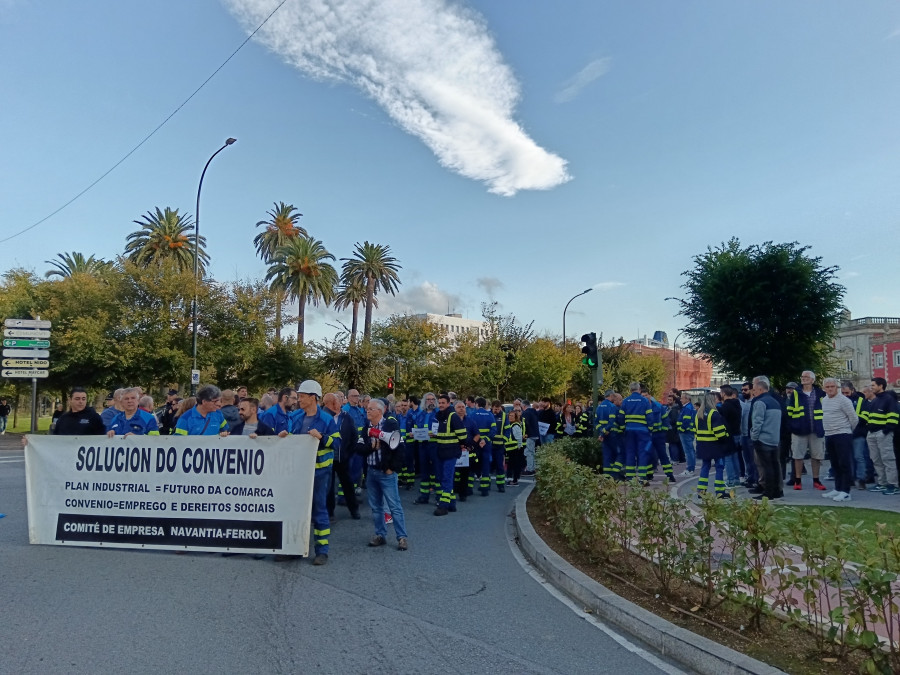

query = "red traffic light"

[{"left": 387, "top": 377, "right": 394, "bottom": 390}]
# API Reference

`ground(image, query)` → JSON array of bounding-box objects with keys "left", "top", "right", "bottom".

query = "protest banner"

[{"left": 25, "top": 434, "right": 317, "bottom": 556}]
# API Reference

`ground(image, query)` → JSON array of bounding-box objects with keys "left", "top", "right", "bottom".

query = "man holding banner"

[
  {"left": 106, "top": 387, "right": 160, "bottom": 437},
  {"left": 289, "top": 380, "right": 338, "bottom": 566}
]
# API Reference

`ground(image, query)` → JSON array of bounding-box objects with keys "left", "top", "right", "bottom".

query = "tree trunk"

[
  {"left": 275, "top": 288, "right": 283, "bottom": 341},
  {"left": 363, "top": 276, "right": 375, "bottom": 342},
  {"left": 350, "top": 299, "right": 359, "bottom": 349},
  {"left": 297, "top": 294, "right": 307, "bottom": 345}
]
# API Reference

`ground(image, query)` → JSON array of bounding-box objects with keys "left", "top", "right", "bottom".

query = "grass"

[
  {"left": 775, "top": 505, "right": 900, "bottom": 551},
  {"left": 5, "top": 416, "right": 52, "bottom": 434}
]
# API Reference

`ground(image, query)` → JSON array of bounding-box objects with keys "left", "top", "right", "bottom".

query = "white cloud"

[
  {"left": 841, "top": 271, "right": 860, "bottom": 279},
  {"left": 376, "top": 280, "right": 461, "bottom": 316},
  {"left": 227, "top": 0, "right": 571, "bottom": 196},
  {"left": 554, "top": 57, "right": 611, "bottom": 103},
  {"left": 592, "top": 281, "right": 625, "bottom": 291}
]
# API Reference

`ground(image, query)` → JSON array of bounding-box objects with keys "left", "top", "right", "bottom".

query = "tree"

[
  {"left": 341, "top": 242, "right": 401, "bottom": 342},
  {"left": 265, "top": 236, "right": 338, "bottom": 344},
  {"left": 254, "top": 202, "right": 307, "bottom": 340},
  {"left": 125, "top": 207, "right": 208, "bottom": 274},
  {"left": 334, "top": 273, "right": 375, "bottom": 349},
  {"left": 677, "top": 239, "right": 844, "bottom": 386},
  {"left": 44, "top": 252, "right": 113, "bottom": 279},
  {"left": 372, "top": 313, "right": 448, "bottom": 394}
]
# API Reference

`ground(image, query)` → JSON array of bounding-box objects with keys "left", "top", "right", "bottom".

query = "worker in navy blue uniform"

[
  {"left": 405, "top": 396, "right": 422, "bottom": 479},
  {"left": 470, "top": 397, "right": 497, "bottom": 496},
  {"left": 454, "top": 401, "right": 480, "bottom": 499},
  {"left": 258, "top": 387, "right": 296, "bottom": 435},
  {"left": 642, "top": 386, "right": 676, "bottom": 482},
  {"left": 433, "top": 393, "right": 467, "bottom": 516},
  {"left": 287, "top": 380, "right": 339, "bottom": 566},
  {"left": 175, "top": 385, "right": 229, "bottom": 436},
  {"left": 596, "top": 390, "right": 621, "bottom": 477},
  {"left": 341, "top": 389, "right": 367, "bottom": 498},
  {"left": 414, "top": 392, "right": 440, "bottom": 505},
  {"left": 107, "top": 387, "right": 160, "bottom": 437},
  {"left": 695, "top": 392, "right": 731, "bottom": 498},
  {"left": 394, "top": 398, "right": 415, "bottom": 488},
  {"left": 621, "top": 382, "right": 653, "bottom": 483},
  {"left": 490, "top": 400, "right": 508, "bottom": 492},
  {"left": 322, "top": 392, "right": 361, "bottom": 520}
]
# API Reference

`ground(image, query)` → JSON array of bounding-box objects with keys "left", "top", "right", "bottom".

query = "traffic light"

[
  {"left": 387, "top": 376, "right": 394, "bottom": 391},
  {"left": 581, "top": 332, "right": 598, "bottom": 368}
]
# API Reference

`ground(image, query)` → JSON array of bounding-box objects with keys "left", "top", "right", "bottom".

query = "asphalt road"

[{"left": 0, "top": 438, "right": 685, "bottom": 675}]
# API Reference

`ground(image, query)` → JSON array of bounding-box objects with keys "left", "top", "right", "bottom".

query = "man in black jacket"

[
  {"left": 361, "top": 399, "right": 408, "bottom": 550},
  {"left": 323, "top": 392, "right": 361, "bottom": 520},
  {"left": 52, "top": 388, "right": 105, "bottom": 435},
  {"left": 229, "top": 398, "right": 280, "bottom": 437}
]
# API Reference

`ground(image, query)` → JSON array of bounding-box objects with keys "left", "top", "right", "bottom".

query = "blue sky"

[{"left": 2, "top": 1, "right": 899, "bottom": 347}]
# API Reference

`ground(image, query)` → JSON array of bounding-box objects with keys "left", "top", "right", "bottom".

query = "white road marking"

[{"left": 506, "top": 514, "right": 688, "bottom": 675}]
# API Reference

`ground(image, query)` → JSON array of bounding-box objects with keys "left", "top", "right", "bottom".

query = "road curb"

[{"left": 513, "top": 482, "right": 785, "bottom": 675}]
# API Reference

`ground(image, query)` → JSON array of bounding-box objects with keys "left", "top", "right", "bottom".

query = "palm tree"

[
  {"left": 265, "top": 236, "right": 338, "bottom": 344},
  {"left": 254, "top": 202, "right": 307, "bottom": 341},
  {"left": 341, "top": 241, "right": 402, "bottom": 342},
  {"left": 125, "top": 207, "right": 208, "bottom": 274},
  {"left": 44, "top": 252, "right": 113, "bottom": 279},
  {"left": 334, "top": 272, "right": 377, "bottom": 348}
]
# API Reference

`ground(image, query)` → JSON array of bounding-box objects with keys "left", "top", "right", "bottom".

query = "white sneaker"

[
  {"left": 822, "top": 490, "right": 839, "bottom": 499},
  {"left": 832, "top": 492, "right": 852, "bottom": 502},
  {"left": 677, "top": 470, "right": 694, "bottom": 477}
]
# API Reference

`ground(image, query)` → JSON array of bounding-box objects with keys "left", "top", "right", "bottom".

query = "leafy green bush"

[{"left": 535, "top": 443, "right": 900, "bottom": 674}]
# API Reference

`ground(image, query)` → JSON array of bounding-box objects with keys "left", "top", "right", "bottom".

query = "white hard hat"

[{"left": 297, "top": 380, "right": 323, "bottom": 398}]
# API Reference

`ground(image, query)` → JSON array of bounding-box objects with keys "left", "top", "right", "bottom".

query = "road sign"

[
  {"left": 2, "top": 349, "right": 50, "bottom": 358},
  {"left": 3, "top": 319, "right": 51, "bottom": 329},
  {"left": 1, "top": 369, "right": 48, "bottom": 379},
  {"left": 2, "top": 339, "right": 50, "bottom": 348},
  {"left": 2, "top": 359, "right": 50, "bottom": 368},
  {"left": 3, "top": 328, "right": 51, "bottom": 339},
  {"left": 191, "top": 369, "right": 200, "bottom": 385}
]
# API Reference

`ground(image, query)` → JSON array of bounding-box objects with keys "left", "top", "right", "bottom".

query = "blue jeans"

[
  {"left": 366, "top": 468, "right": 408, "bottom": 539},
  {"left": 852, "top": 436, "right": 872, "bottom": 481},
  {"left": 723, "top": 438, "right": 742, "bottom": 485},
  {"left": 741, "top": 434, "right": 759, "bottom": 484},
  {"left": 525, "top": 438, "right": 537, "bottom": 472},
  {"left": 679, "top": 433, "right": 696, "bottom": 472},
  {"left": 0, "top": 415, "right": 7, "bottom": 433}
]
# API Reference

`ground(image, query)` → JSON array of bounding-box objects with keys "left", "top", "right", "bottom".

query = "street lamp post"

[
  {"left": 672, "top": 330, "right": 685, "bottom": 392},
  {"left": 562, "top": 287, "right": 593, "bottom": 403},
  {"left": 191, "top": 138, "right": 236, "bottom": 395}
]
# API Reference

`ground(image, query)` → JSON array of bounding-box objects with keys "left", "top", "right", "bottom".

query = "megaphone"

[{"left": 374, "top": 429, "right": 401, "bottom": 449}]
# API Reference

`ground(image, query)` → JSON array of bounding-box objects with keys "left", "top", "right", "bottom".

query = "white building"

[{"left": 415, "top": 313, "right": 489, "bottom": 345}]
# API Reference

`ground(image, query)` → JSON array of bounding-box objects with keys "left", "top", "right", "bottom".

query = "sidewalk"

[{"left": 672, "top": 460, "right": 900, "bottom": 514}]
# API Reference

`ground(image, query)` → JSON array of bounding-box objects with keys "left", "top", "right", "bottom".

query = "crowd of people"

[
  {"left": 592, "top": 373, "right": 899, "bottom": 502},
  {"left": 33, "top": 369, "right": 899, "bottom": 564}
]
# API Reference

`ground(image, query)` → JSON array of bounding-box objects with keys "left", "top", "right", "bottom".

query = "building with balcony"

[{"left": 832, "top": 312, "right": 900, "bottom": 390}]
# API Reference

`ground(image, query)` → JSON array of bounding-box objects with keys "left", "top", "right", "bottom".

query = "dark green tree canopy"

[{"left": 677, "top": 239, "right": 844, "bottom": 385}]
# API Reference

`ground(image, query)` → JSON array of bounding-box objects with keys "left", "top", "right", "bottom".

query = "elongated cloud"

[
  {"left": 555, "top": 57, "right": 611, "bottom": 103},
  {"left": 226, "top": 0, "right": 571, "bottom": 196}
]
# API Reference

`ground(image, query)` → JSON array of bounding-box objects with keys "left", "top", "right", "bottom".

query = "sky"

[{"left": 1, "top": 0, "right": 899, "bottom": 348}]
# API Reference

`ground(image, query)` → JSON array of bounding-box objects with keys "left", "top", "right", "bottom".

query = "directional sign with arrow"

[
  {"left": 3, "top": 319, "right": 51, "bottom": 329},
  {"left": 2, "top": 359, "right": 50, "bottom": 368},
  {"left": 1, "top": 369, "right": 48, "bottom": 378},
  {"left": 3, "top": 328, "right": 51, "bottom": 339},
  {"left": 2, "top": 339, "right": 50, "bottom": 348}
]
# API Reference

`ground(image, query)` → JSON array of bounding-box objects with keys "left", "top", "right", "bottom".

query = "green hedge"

[{"left": 535, "top": 444, "right": 900, "bottom": 674}]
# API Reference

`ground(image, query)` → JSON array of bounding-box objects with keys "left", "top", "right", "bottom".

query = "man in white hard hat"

[{"left": 282, "top": 380, "right": 339, "bottom": 566}]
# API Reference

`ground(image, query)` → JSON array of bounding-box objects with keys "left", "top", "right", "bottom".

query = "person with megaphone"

[{"left": 361, "top": 399, "right": 409, "bottom": 551}]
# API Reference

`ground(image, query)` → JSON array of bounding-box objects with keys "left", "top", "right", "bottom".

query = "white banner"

[{"left": 25, "top": 434, "right": 318, "bottom": 555}]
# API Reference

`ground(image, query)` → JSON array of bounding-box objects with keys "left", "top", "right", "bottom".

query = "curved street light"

[
  {"left": 562, "top": 288, "right": 593, "bottom": 355},
  {"left": 191, "top": 138, "right": 237, "bottom": 395}
]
